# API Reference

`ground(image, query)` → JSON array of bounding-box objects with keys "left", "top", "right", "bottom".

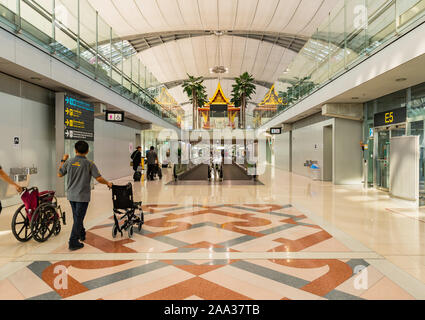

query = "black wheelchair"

[{"left": 111, "top": 183, "right": 144, "bottom": 239}]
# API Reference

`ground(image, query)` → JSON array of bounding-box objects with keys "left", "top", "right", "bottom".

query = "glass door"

[{"left": 375, "top": 130, "right": 390, "bottom": 190}]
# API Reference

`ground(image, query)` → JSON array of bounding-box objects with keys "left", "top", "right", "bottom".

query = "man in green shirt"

[{"left": 58, "top": 141, "right": 112, "bottom": 251}]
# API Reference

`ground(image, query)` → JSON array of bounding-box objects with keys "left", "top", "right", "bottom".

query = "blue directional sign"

[{"left": 64, "top": 95, "right": 94, "bottom": 141}]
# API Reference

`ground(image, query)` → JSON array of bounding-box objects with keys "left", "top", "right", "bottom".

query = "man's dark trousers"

[
  {"left": 69, "top": 201, "right": 89, "bottom": 243},
  {"left": 147, "top": 164, "right": 156, "bottom": 180}
]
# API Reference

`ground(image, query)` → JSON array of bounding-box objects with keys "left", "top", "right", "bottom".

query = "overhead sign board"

[
  {"left": 374, "top": 107, "right": 406, "bottom": 128},
  {"left": 64, "top": 95, "right": 94, "bottom": 141},
  {"left": 270, "top": 128, "right": 282, "bottom": 135},
  {"left": 105, "top": 111, "right": 125, "bottom": 123}
]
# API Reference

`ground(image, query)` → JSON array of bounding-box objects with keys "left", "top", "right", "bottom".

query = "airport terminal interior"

[{"left": 1, "top": 0, "right": 425, "bottom": 301}]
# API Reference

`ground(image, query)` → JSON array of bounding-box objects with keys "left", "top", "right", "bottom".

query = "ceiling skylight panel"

[
  {"left": 156, "top": 0, "right": 185, "bottom": 29},
  {"left": 283, "top": 0, "right": 322, "bottom": 35},
  {"left": 164, "top": 42, "right": 187, "bottom": 80},
  {"left": 251, "top": 41, "right": 273, "bottom": 80},
  {"left": 176, "top": 0, "right": 203, "bottom": 28},
  {"left": 112, "top": 0, "right": 152, "bottom": 35},
  {"left": 250, "top": 0, "right": 280, "bottom": 30},
  {"left": 239, "top": 38, "right": 260, "bottom": 75},
  {"left": 178, "top": 38, "right": 198, "bottom": 76},
  {"left": 135, "top": 0, "right": 168, "bottom": 30},
  {"left": 229, "top": 36, "right": 245, "bottom": 77},
  {"left": 198, "top": 0, "right": 219, "bottom": 30},
  {"left": 234, "top": 0, "right": 258, "bottom": 30},
  {"left": 261, "top": 46, "right": 286, "bottom": 82},
  {"left": 191, "top": 37, "right": 209, "bottom": 76},
  {"left": 87, "top": 0, "right": 134, "bottom": 35},
  {"left": 154, "top": 45, "right": 179, "bottom": 81},
  {"left": 139, "top": 50, "right": 167, "bottom": 83},
  {"left": 218, "top": 0, "right": 238, "bottom": 30},
  {"left": 266, "top": 0, "right": 300, "bottom": 33}
]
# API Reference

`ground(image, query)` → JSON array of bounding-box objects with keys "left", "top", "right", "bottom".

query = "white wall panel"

[
  {"left": 94, "top": 119, "right": 139, "bottom": 181},
  {"left": 333, "top": 118, "right": 363, "bottom": 185},
  {"left": 390, "top": 136, "right": 420, "bottom": 201},
  {"left": 274, "top": 132, "right": 291, "bottom": 171},
  {"left": 0, "top": 75, "right": 55, "bottom": 206},
  {"left": 292, "top": 119, "right": 333, "bottom": 178}
]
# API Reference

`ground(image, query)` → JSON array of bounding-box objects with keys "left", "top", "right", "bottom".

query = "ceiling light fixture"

[
  {"left": 395, "top": 78, "right": 407, "bottom": 82},
  {"left": 30, "top": 77, "right": 42, "bottom": 81},
  {"left": 210, "top": 31, "right": 228, "bottom": 77}
]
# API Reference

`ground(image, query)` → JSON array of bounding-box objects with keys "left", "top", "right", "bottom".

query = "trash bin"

[{"left": 310, "top": 164, "right": 321, "bottom": 181}]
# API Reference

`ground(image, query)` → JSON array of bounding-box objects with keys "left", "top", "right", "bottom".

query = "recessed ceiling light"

[
  {"left": 352, "top": 97, "right": 359, "bottom": 100},
  {"left": 396, "top": 78, "right": 407, "bottom": 82},
  {"left": 30, "top": 77, "right": 42, "bottom": 81}
]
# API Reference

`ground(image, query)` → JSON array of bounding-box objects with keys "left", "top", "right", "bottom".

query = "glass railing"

[
  {"left": 253, "top": 0, "right": 425, "bottom": 128},
  {"left": 0, "top": 0, "right": 178, "bottom": 127}
]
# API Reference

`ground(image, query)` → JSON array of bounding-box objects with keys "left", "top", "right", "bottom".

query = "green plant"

[
  {"left": 278, "top": 76, "right": 315, "bottom": 111},
  {"left": 182, "top": 74, "right": 207, "bottom": 129},
  {"left": 231, "top": 72, "right": 256, "bottom": 129}
]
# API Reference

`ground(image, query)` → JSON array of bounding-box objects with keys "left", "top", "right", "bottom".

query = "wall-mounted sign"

[
  {"left": 369, "top": 128, "right": 374, "bottom": 139},
  {"left": 270, "top": 128, "right": 282, "bottom": 135},
  {"left": 64, "top": 95, "right": 94, "bottom": 141},
  {"left": 374, "top": 107, "right": 406, "bottom": 128},
  {"left": 106, "top": 111, "right": 125, "bottom": 123},
  {"left": 13, "top": 136, "right": 20, "bottom": 146}
]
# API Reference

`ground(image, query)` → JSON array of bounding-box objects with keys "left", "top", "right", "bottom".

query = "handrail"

[{"left": 0, "top": 2, "right": 178, "bottom": 126}]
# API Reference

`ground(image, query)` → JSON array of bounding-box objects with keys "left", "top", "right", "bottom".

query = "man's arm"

[
  {"left": 96, "top": 176, "right": 113, "bottom": 188},
  {"left": 0, "top": 168, "right": 22, "bottom": 193},
  {"left": 58, "top": 154, "right": 69, "bottom": 178},
  {"left": 90, "top": 162, "right": 112, "bottom": 188}
]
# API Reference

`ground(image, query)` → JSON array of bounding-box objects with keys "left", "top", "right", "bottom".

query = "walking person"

[
  {"left": 131, "top": 146, "right": 142, "bottom": 173},
  {"left": 146, "top": 146, "right": 158, "bottom": 181},
  {"left": 0, "top": 164, "right": 23, "bottom": 214},
  {"left": 58, "top": 141, "right": 113, "bottom": 251}
]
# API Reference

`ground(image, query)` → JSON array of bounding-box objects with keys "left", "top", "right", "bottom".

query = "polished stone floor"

[{"left": 1, "top": 166, "right": 425, "bottom": 300}]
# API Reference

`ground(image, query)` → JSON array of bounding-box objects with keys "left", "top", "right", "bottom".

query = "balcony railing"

[
  {"left": 253, "top": 0, "right": 425, "bottom": 129},
  {"left": 0, "top": 0, "right": 178, "bottom": 127}
]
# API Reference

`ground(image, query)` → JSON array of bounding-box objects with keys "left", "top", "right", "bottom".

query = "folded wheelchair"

[{"left": 111, "top": 183, "right": 144, "bottom": 239}]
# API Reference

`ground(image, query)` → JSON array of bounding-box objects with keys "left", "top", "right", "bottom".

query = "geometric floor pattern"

[{"left": 0, "top": 204, "right": 416, "bottom": 300}]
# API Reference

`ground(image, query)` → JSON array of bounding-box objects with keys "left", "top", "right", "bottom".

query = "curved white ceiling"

[
  {"left": 137, "top": 35, "right": 298, "bottom": 85},
  {"left": 88, "top": 0, "right": 340, "bottom": 37},
  {"left": 87, "top": 0, "right": 341, "bottom": 106}
]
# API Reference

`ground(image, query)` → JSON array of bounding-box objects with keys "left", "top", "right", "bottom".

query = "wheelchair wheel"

[
  {"left": 112, "top": 225, "right": 118, "bottom": 239},
  {"left": 128, "top": 225, "right": 134, "bottom": 239},
  {"left": 53, "top": 220, "right": 61, "bottom": 236},
  {"left": 31, "top": 204, "right": 57, "bottom": 243},
  {"left": 11, "top": 205, "right": 32, "bottom": 242}
]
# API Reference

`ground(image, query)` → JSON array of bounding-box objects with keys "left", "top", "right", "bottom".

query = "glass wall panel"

[
  {"left": 79, "top": 0, "right": 97, "bottom": 75},
  {"left": 329, "top": 2, "right": 345, "bottom": 76}
]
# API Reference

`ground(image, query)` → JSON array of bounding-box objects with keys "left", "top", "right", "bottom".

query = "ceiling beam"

[
  {"left": 163, "top": 77, "right": 274, "bottom": 90},
  {"left": 123, "top": 30, "right": 308, "bottom": 54}
]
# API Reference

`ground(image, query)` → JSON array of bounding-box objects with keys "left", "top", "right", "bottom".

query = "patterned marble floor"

[{"left": 0, "top": 204, "right": 423, "bottom": 300}]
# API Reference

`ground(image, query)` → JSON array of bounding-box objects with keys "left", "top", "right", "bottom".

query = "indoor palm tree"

[
  {"left": 231, "top": 72, "right": 256, "bottom": 129},
  {"left": 182, "top": 74, "right": 207, "bottom": 129}
]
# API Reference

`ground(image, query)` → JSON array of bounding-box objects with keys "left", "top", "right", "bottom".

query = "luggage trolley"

[{"left": 111, "top": 183, "right": 144, "bottom": 239}]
